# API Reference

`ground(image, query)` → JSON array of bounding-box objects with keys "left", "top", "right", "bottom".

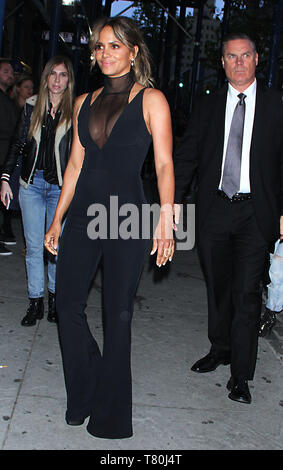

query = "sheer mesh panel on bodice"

[{"left": 88, "top": 70, "right": 135, "bottom": 149}]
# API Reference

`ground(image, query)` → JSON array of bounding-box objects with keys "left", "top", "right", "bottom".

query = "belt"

[{"left": 216, "top": 189, "right": 252, "bottom": 202}]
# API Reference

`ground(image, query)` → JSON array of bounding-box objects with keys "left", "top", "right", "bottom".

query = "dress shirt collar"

[{"left": 228, "top": 78, "right": 257, "bottom": 101}]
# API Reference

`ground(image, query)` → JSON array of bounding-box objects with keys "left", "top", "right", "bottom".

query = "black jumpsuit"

[{"left": 56, "top": 72, "right": 152, "bottom": 439}]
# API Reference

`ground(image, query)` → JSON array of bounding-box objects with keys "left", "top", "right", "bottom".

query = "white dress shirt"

[{"left": 219, "top": 79, "right": 257, "bottom": 193}]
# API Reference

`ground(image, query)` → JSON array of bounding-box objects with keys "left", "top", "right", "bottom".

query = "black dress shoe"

[
  {"left": 227, "top": 377, "right": 251, "bottom": 404},
  {"left": 66, "top": 418, "right": 86, "bottom": 426},
  {"left": 191, "top": 352, "right": 230, "bottom": 373},
  {"left": 65, "top": 411, "right": 89, "bottom": 426}
]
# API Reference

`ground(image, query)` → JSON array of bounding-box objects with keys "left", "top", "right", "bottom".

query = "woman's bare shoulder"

[
  {"left": 73, "top": 88, "right": 102, "bottom": 118},
  {"left": 143, "top": 88, "right": 169, "bottom": 112},
  {"left": 143, "top": 87, "right": 167, "bottom": 102},
  {"left": 74, "top": 88, "right": 102, "bottom": 108},
  {"left": 91, "top": 87, "right": 103, "bottom": 105},
  {"left": 73, "top": 93, "right": 89, "bottom": 116},
  {"left": 75, "top": 93, "right": 89, "bottom": 106}
]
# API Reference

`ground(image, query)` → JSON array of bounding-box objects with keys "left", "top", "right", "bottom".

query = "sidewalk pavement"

[{"left": 0, "top": 216, "right": 282, "bottom": 451}]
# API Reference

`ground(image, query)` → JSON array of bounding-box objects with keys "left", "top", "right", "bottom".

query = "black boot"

[
  {"left": 259, "top": 307, "right": 277, "bottom": 337},
  {"left": 47, "top": 291, "right": 58, "bottom": 323},
  {"left": 21, "top": 298, "right": 44, "bottom": 326}
]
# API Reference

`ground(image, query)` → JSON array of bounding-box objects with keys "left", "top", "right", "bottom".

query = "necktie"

[{"left": 221, "top": 93, "right": 246, "bottom": 198}]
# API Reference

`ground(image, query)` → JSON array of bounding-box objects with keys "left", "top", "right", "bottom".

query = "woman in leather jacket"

[{"left": 0, "top": 55, "right": 74, "bottom": 326}]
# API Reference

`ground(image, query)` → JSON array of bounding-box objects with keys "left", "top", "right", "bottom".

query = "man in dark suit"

[{"left": 174, "top": 33, "right": 283, "bottom": 404}]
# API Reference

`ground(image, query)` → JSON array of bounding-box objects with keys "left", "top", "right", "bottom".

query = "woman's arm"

[
  {"left": 44, "top": 94, "right": 87, "bottom": 255},
  {"left": 143, "top": 88, "right": 175, "bottom": 266},
  {"left": 0, "top": 106, "right": 31, "bottom": 206}
]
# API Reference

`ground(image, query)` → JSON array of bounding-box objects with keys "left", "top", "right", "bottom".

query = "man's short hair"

[
  {"left": 0, "top": 59, "right": 12, "bottom": 70},
  {"left": 222, "top": 33, "right": 257, "bottom": 56}
]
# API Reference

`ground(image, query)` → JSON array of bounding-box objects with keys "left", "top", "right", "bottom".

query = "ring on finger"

[{"left": 163, "top": 248, "right": 171, "bottom": 257}]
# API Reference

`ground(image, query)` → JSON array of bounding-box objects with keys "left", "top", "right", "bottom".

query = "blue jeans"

[
  {"left": 266, "top": 240, "right": 283, "bottom": 312},
  {"left": 19, "top": 171, "right": 61, "bottom": 298}
]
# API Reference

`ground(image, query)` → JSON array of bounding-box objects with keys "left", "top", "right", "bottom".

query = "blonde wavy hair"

[
  {"left": 28, "top": 55, "right": 75, "bottom": 139},
  {"left": 89, "top": 16, "right": 154, "bottom": 87}
]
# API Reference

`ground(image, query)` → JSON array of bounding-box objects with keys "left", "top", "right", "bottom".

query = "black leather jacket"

[{"left": 1, "top": 95, "right": 72, "bottom": 188}]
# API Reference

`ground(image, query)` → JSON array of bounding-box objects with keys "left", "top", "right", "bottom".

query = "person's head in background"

[
  {"left": 0, "top": 60, "right": 14, "bottom": 93},
  {"left": 11, "top": 74, "right": 34, "bottom": 108}
]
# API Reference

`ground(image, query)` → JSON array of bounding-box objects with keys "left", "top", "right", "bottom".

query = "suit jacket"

[{"left": 174, "top": 83, "right": 283, "bottom": 243}]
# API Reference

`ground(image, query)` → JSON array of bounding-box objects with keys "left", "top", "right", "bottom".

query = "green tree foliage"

[
  {"left": 217, "top": 1, "right": 281, "bottom": 74},
  {"left": 131, "top": 1, "right": 282, "bottom": 90},
  {"left": 204, "top": 0, "right": 282, "bottom": 84}
]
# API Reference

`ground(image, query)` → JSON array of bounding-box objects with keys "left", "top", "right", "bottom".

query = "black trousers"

[
  {"left": 56, "top": 214, "right": 146, "bottom": 439},
  {"left": 0, "top": 199, "right": 13, "bottom": 235},
  {"left": 197, "top": 196, "right": 269, "bottom": 380}
]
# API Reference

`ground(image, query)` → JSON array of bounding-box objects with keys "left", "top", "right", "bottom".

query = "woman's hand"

[
  {"left": 0, "top": 181, "right": 13, "bottom": 208},
  {"left": 44, "top": 220, "right": 62, "bottom": 256},
  {"left": 151, "top": 206, "right": 175, "bottom": 266}
]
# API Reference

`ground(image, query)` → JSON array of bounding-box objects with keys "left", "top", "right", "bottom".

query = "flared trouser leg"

[
  {"left": 56, "top": 216, "right": 103, "bottom": 421},
  {"left": 87, "top": 238, "right": 146, "bottom": 439},
  {"left": 56, "top": 214, "right": 146, "bottom": 438}
]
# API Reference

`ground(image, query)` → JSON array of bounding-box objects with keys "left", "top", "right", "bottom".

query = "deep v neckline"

[{"left": 88, "top": 87, "right": 146, "bottom": 151}]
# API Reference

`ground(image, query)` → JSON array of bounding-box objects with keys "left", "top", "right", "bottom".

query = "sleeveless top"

[{"left": 74, "top": 72, "right": 153, "bottom": 211}]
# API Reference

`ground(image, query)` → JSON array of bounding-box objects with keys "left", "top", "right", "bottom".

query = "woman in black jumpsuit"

[{"left": 45, "top": 17, "right": 175, "bottom": 439}]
